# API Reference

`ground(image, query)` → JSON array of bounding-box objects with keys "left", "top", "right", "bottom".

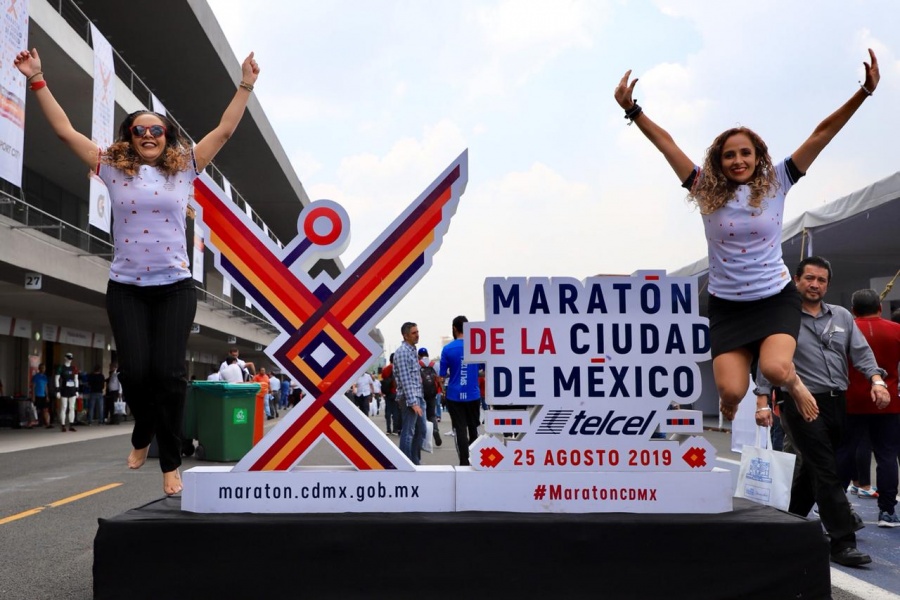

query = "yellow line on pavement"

[
  {"left": 47, "top": 483, "right": 122, "bottom": 507},
  {"left": 0, "top": 507, "right": 44, "bottom": 525},
  {"left": 0, "top": 483, "right": 123, "bottom": 525}
]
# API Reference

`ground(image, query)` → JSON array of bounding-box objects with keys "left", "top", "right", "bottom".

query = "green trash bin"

[
  {"left": 184, "top": 383, "right": 198, "bottom": 442},
  {"left": 192, "top": 381, "right": 260, "bottom": 462}
]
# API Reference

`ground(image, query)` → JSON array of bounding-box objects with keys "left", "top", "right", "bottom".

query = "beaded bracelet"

[{"left": 624, "top": 101, "right": 643, "bottom": 125}]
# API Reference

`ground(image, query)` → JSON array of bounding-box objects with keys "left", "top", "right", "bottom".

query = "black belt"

[{"left": 812, "top": 389, "right": 844, "bottom": 398}]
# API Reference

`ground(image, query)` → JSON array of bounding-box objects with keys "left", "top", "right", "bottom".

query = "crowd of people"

[{"left": 11, "top": 359, "right": 126, "bottom": 431}]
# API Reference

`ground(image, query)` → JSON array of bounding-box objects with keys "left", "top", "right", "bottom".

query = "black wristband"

[{"left": 624, "top": 101, "right": 642, "bottom": 123}]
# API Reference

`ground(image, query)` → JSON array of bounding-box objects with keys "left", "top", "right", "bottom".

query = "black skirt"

[{"left": 708, "top": 281, "right": 801, "bottom": 358}]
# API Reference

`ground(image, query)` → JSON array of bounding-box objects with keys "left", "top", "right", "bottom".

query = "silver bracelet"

[{"left": 755, "top": 407, "right": 771, "bottom": 413}]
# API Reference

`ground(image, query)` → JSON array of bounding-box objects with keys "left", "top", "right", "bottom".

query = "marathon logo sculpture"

[{"left": 191, "top": 151, "right": 468, "bottom": 472}]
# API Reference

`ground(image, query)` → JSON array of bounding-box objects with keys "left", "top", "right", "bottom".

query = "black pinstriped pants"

[{"left": 106, "top": 278, "right": 196, "bottom": 473}]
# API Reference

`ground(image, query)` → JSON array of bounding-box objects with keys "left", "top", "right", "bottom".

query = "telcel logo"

[{"left": 564, "top": 409, "right": 658, "bottom": 436}]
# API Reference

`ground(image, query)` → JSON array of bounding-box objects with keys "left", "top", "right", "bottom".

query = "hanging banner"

[
  {"left": 150, "top": 93, "right": 166, "bottom": 116},
  {"left": 0, "top": 0, "right": 28, "bottom": 187},
  {"left": 42, "top": 323, "right": 59, "bottom": 343},
  {"left": 89, "top": 23, "right": 115, "bottom": 232},
  {"left": 192, "top": 222, "right": 205, "bottom": 283},
  {"left": 221, "top": 175, "right": 232, "bottom": 297}
]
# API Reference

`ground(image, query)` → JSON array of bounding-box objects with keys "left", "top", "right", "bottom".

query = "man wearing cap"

[
  {"left": 55, "top": 353, "right": 79, "bottom": 432},
  {"left": 418, "top": 347, "right": 442, "bottom": 447}
]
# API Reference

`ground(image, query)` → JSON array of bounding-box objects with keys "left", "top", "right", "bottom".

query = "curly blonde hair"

[
  {"left": 689, "top": 127, "right": 778, "bottom": 215},
  {"left": 101, "top": 111, "right": 192, "bottom": 177}
]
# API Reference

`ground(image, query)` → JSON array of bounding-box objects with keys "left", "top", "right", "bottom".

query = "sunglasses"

[{"left": 130, "top": 124, "right": 167, "bottom": 138}]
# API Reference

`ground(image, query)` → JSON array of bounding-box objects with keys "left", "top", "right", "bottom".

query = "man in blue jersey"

[{"left": 440, "top": 315, "right": 483, "bottom": 466}]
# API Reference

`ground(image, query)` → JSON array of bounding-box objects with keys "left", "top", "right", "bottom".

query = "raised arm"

[
  {"left": 13, "top": 49, "right": 99, "bottom": 168},
  {"left": 790, "top": 49, "right": 879, "bottom": 174},
  {"left": 614, "top": 70, "right": 695, "bottom": 183},
  {"left": 194, "top": 52, "right": 260, "bottom": 172}
]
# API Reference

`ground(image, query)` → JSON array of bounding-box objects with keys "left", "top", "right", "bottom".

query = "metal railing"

[
  {"left": 195, "top": 287, "right": 279, "bottom": 334},
  {"left": 1, "top": 188, "right": 277, "bottom": 332},
  {"left": 0, "top": 187, "right": 112, "bottom": 255}
]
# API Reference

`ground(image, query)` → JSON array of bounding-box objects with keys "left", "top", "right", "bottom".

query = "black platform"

[{"left": 94, "top": 497, "right": 830, "bottom": 600}]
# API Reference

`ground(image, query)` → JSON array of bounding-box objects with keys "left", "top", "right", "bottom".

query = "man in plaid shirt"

[{"left": 396, "top": 321, "right": 427, "bottom": 464}]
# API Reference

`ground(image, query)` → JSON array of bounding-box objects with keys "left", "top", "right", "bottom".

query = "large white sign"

[
  {"left": 463, "top": 272, "right": 716, "bottom": 474},
  {"left": 0, "top": 0, "right": 28, "bottom": 187},
  {"left": 182, "top": 269, "right": 733, "bottom": 513}
]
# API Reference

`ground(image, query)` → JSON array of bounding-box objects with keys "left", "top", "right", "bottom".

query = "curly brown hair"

[
  {"left": 689, "top": 127, "right": 778, "bottom": 215},
  {"left": 101, "top": 111, "right": 192, "bottom": 176}
]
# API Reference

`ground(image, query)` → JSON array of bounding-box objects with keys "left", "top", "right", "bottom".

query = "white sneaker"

[
  {"left": 445, "top": 430, "right": 455, "bottom": 436},
  {"left": 878, "top": 511, "right": 900, "bottom": 527},
  {"left": 857, "top": 487, "right": 879, "bottom": 499}
]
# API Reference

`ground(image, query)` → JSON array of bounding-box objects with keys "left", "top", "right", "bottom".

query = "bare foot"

[
  {"left": 163, "top": 469, "right": 183, "bottom": 496},
  {"left": 127, "top": 446, "right": 150, "bottom": 469},
  {"left": 787, "top": 379, "right": 819, "bottom": 421},
  {"left": 719, "top": 400, "right": 739, "bottom": 421}
]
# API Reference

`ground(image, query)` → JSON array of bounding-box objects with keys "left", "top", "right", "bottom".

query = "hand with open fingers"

[
  {"left": 862, "top": 48, "right": 880, "bottom": 94},
  {"left": 13, "top": 48, "right": 41, "bottom": 79},
  {"left": 615, "top": 70, "right": 638, "bottom": 111},
  {"left": 241, "top": 51, "right": 260, "bottom": 86}
]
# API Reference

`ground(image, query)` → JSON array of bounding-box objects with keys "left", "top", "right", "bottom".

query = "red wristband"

[{"left": 30, "top": 80, "right": 46, "bottom": 91}]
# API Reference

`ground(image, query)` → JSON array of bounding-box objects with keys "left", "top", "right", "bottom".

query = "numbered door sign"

[{"left": 25, "top": 273, "right": 42, "bottom": 290}]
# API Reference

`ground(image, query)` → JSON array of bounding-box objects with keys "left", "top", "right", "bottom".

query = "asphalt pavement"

[{"left": 0, "top": 407, "right": 897, "bottom": 599}]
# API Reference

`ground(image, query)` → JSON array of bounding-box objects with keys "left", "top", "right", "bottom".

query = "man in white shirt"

[
  {"left": 371, "top": 376, "right": 382, "bottom": 416},
  {"left": 268, "top": 372, "right": 281, "bottom": 418},
  {"left": 354, "top": 371, "right": 374, "bottom": 415},
  {"left": 220, "top": 356, "right": 244, "bottom": 383},
  {"left": 219, "top": 347, "right": 254, "bottom": 381}
]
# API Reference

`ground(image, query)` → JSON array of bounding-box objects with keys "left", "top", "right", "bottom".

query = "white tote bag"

[
  {"left": 422, "top": 420, "right": 434, "bottom": 453},
  {"left": 734, "top": 427, "right": 795, "bottom": 511}
]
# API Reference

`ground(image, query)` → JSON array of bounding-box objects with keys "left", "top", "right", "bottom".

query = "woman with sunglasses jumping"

[{"left": 13, "top": 47, "right": 260, "bottom": 496}]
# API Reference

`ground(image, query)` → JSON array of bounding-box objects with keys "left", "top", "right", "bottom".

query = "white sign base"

[
  {"left": 456, "top": 467, "right": 733, "bottom": 513},
  {"left": 183, "top": 465, "right": 732, "bottom": 514}
]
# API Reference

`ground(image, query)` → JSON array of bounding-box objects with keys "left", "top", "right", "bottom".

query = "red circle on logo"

[{"left": 303, "top": 206, "right": 342, "bottom": 245}]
